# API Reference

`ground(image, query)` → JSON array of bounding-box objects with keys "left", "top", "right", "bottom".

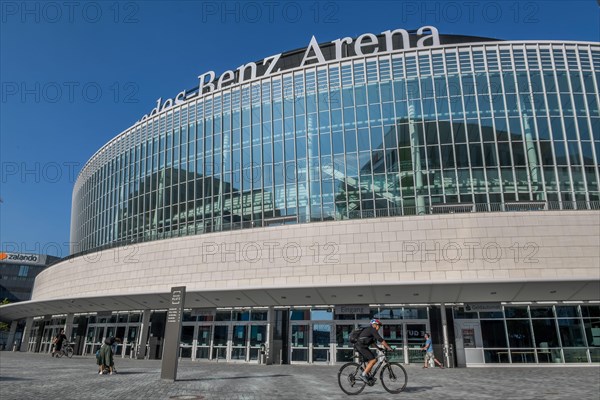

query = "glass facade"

[
  {"left": 71, "top": 41, "right": 600, "bottom": 253},
  {"left": 456, "top": 304, "right": 600, "bottom": 364}
]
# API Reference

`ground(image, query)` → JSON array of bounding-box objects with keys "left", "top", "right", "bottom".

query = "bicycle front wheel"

[
  {"left": 55, "top": 350, "right": 63, "bottom": 358},
  {"left": 66, "top": 347, "right": 74, "bottom": 358},
  {"left": 380, "top": 362, "right": 408, "bottom": 394},
  {"left": 337, "top": 362, "right": 366, "bottom": 395}
]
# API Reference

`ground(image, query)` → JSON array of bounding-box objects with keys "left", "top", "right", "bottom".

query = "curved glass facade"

[{"left": 72, "top": 41, "right": 600, "bottom": 253}]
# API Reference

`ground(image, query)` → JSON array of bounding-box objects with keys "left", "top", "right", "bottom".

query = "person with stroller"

[{"left": 97, "top": 337, "right": 121, "bottom": 375}]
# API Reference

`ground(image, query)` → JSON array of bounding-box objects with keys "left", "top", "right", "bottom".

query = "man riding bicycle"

[
  {"left": 354, "top": 319, "right": 393, "bottom": 383},
  {"left": 51, "top": 329, "right": 67, "bottom": 357}
]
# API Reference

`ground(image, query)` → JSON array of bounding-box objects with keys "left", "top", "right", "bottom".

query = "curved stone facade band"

[
  {"left": 71, "top": 40, "right": 600, "bottom": 254},
  {"left": 33, "top": 211, "right": 600, "bottom": 303}
]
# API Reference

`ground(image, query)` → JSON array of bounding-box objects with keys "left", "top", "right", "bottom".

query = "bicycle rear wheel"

[
  {"left": 55, "top": 350, "right": 63, "bottom": 358},
  {"left": 66, "top": 347, "right": 74, "bottom": 358},
  {"left": 380, "top": 362, "right": 408, "bottom": 394},
  {"left": 337, "top": 362, "right": 366, "bottom": 395}
]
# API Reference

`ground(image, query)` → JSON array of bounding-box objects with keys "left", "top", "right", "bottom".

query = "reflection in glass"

[
  {"left": 71, "top": 43, "right": 600, "bottom": 257},
  {"left": 558, "top": 319, "right": 586, "bottom": 347},
  {"left": 506, "top": 320, "right": 533, "bottom": 348},
  {"left": 481, "top": 320, "right": 507, "bottom": 347}
]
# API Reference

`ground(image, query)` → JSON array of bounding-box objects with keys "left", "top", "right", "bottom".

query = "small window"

[
  {"left": 251, "top": 311, "right": 268, "bottom": 321},
  {"left": 215, "top": 311, "right": 232, "bottom": 321},
  {"left": 128, "top": 313, "right": 141, "bottom": 323},
  {"left": 310, "top": 309, "right": 333, "bottom": 321},
  {"left": 18, "top": 265, "right": 29, "bottom": 277},
  {"left": 581, "top": 305, "right": 600, "bottom": 318}
]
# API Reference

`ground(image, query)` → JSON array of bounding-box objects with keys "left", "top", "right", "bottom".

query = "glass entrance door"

[
  {"left": 249, "top": 325, "right": 267, "bottom": 362},
  {"left": 231, "top": 325, "right": 247, "bottom": 361},
  {"left": 290, "top": 324, "right": 309, "bottom": 362},
  {"left": 196, "top": 325, "right": 211, "bottom": 360},
  {"left": 105, "top": 326, "right": 116, "bottom": 342},
  {"left": 124, "top": 326, "right": 139, "bottom": 357},
  {"left": 407, "top": 324, "right": 427, "bottom": 364},
  {"left": 212, "top": 325, "right": 228, "bottom": 360},
  {"left": 114, "top": 326, "right": 126, "bottom": 356},
  {"left": 312, "top": 324, "right": 332, "bottom": 363},
  {"left": 28, "top": 324, "right": 40, "bottom": 352},
  {"left": 84, "top": 325, "right": 105, "bottom": 355},
  {"left": 335, "top": 324, "right": 355, "bottom": 363},
  {"left": 41, "top": 326, "right": 56, "bottom": 354},
  {"left": 179, "top": 325, "right": 195, "bottom": 358},
  {"left": 382, "top": 323, "right": 404, "bottom": 362}
]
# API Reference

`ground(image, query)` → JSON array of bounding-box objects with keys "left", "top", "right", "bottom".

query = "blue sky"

[{"left": 1, "top": 0, "right": 599, "bottom": 257}]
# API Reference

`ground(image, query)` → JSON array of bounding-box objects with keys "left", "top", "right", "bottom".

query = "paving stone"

[{"left": 0, "top": 352, "right": 598, "bottom": 399}]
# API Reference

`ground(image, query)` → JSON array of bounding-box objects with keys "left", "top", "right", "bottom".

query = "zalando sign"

[
  {"left": 138, "top": 26, "right": 440, "bottom": 122},
  {"left": 0, "top": 252, "right": 42, "bottom": 265}
]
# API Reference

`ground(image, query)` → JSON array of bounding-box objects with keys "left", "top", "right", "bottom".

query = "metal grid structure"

[{"left": 71, "top": 40, "right": 600, "bottom": 253}]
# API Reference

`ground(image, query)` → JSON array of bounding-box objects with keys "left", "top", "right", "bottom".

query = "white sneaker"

[{"left": 98, "top": 371, "right": 102, "bottom": 375}]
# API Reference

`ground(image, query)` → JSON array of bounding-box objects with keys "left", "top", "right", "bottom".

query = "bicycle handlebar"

[{"left": 375, "top": 345, "right": 396, "bottom": 353}]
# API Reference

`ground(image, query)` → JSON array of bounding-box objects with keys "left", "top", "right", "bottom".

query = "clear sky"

[{"left": 1, "top": 0, "right": 599, "bottom": 257}]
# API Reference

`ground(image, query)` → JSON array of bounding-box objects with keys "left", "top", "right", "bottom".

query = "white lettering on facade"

[
  {"left": 138, "top": 26, "right": 440, "bottom": 122},
  {"left": 262, "top": 53, "right": 282, "bottom": 75},
  {"left": 300, "top": 35, "right": 326, "bottom": 66},
  {"left": 354, "top": 33, "right": 379, "bottom": 56}
]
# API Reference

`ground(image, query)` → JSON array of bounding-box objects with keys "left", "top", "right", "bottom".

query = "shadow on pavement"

[
  {"left": 403, "top": 386, "right": 437, "bottom": 393},
  {"left": 177, "top": 374, "right": 291, "bottom": 382},
  {"left": 110, "top": 371, "right": 152, "bottom": 375},
  {"left": 0, "top": 377, "right": 32, "bottom": 381}
]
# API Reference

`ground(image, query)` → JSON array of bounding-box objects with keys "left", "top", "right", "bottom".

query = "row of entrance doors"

[
  {"left": 290, "top": 321, "right": 428, "bottom": 364},
  {"left": 176, "top": 320, "right": 428, "bottom": 364},
  {"left": 180, "top": 323, "right": 268, "bottom": 362},
  {"left": 30, "top": 322, "right": 141, "bottom": 358},
  {"left": 83, "top": 324, "right": 140, "bottom": 357},
  {"left": 35, "top": 320, "right": 430, "bottom": 365}
]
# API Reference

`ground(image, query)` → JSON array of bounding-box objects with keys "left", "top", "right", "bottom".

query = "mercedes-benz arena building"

[{"left": 2, "top": 27, "right": 599, "bottom": 367}]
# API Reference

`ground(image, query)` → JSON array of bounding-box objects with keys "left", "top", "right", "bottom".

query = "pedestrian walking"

[{"left": 421, "top": 333, "right": 444, "bottom": 368}]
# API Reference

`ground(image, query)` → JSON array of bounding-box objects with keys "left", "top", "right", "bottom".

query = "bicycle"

[
  {"left": 55, "top": 343, "right": 74, "bottom": 358},
  {"left": 337, "top": 346, "right": 408, "bottom": 395}
]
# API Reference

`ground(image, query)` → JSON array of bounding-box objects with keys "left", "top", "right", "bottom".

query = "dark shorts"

[{"left": 355, "top": 345, "right": 376, "bottom": 361}]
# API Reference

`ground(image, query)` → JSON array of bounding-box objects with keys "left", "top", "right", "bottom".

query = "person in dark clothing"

[
  {"left": 51, "top": 329, "right": 67, "bottom": 357},
  {"left": 355, "top": 319, "right": 392, "bottom": 383},
  {"left": 97, "top": 337, "right": 120, "bottom": 374}
]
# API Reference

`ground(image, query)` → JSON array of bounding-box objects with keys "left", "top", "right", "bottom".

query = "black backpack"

[{"left": 348, "top": 328, "right": 365, "bottom": 344}]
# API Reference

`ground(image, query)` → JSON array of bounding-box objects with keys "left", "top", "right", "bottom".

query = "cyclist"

[
  {"left": 355, "top": 319, "right": 393, "bottom": 383},
  {"left": 51, "top": 329, "right": 67, "bottom": 357}
]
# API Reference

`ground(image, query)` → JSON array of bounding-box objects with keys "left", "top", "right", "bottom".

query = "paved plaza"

[{"left": 0, "top": 352, "right": 598, "bottom": 400}]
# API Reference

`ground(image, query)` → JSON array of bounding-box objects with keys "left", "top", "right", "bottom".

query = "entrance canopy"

[{"left": 1, "top": 279, "right": 598, "bottom": 321}]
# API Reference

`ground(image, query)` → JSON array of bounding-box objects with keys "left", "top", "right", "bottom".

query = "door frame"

[{"left": 289, "top": 322, "right": 310, "bottom": 364}]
